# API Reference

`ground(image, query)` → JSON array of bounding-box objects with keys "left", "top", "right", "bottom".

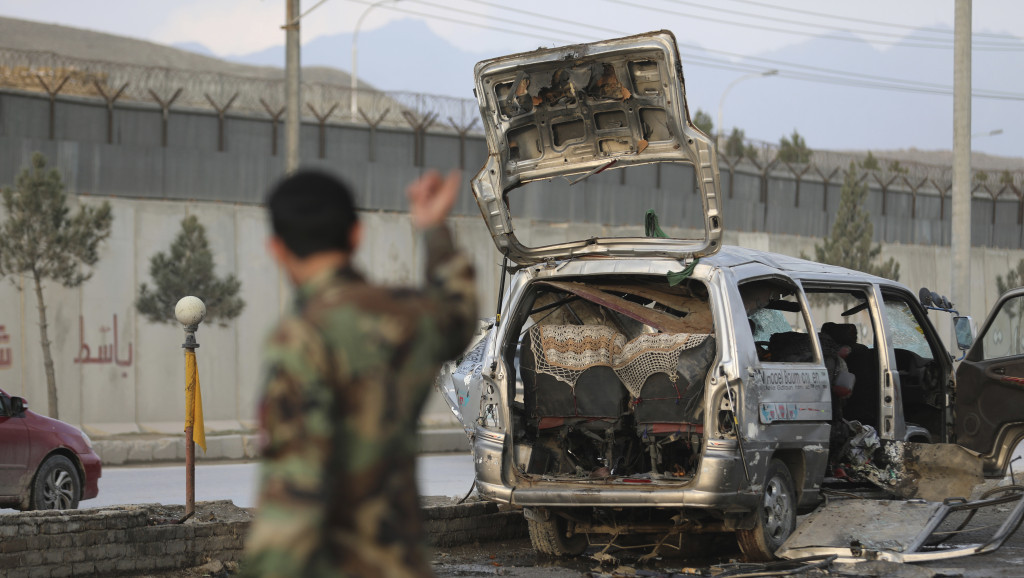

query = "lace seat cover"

[{"left": 529, "top": 324, "right": 711, "bottom": 398}]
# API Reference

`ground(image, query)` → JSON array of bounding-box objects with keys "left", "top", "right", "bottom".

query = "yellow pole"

[
  {"left": 183, "top": 347, "right": 207, "bottom": 520},
  {"left": 184, "top": 350, "right": 207, "bottom": 453}
]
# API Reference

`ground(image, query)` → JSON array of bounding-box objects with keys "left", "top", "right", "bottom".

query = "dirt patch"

[{"left": 141, "top": 500, "right": 254, "bottom": 525}]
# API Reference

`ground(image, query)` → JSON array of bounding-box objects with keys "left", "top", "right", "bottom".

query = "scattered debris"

[
  {"left": 831, "top": 421, "right": 984, "bottom": 502},
  {"left": 777, "top": 487, "right": 1024, "bottom": 563}
]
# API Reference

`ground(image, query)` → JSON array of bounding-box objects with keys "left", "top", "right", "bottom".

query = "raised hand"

[{"left": 407, "top": 169, "right": 461, "bottom": 230}]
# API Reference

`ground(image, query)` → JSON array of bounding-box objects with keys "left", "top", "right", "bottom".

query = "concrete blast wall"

[
  {"left": 0, "top": 193, "right": 1018, "bottom": 434},
  {"left": 0, "top": 88, "right": 1020, "bottom": 434}
]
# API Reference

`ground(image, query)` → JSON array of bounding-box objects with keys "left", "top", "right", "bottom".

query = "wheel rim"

[
  {"left": 762, "top": 475, "right": 793, "bottom": 541},
  {"left": 42, "top": 467, "right": 75, "bottom": 509}
]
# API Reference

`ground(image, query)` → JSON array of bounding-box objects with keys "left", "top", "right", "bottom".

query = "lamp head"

[{"left": 175, "top": 296, "right": 206, "bottom": 329}]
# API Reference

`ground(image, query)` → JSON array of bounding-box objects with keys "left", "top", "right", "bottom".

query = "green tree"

[
  {"left": 1000, "top": 170, "right": 1016, "bottom": 187},
  {"left": 996, "top": 260, "right": 1024, "bottom": 296},
  {"left": 811, "top": 162, "right": 900, "bottom": 281},
  {"left": 996, "top": 260, "right": 1024, "bottom": 320},
  {"left": 692, "top": 108, "right": 714, "bottom": 136},
  {"left": 777, "top": 129, "right": 812, "bottom": 163},
  {"left": 0, "top": 153, "right": 112, "bottom": 419},
  {"left": 725, "top": 128, "right": 757, "bottom": 159},
  {"left": 861, "top": 151, "right": 880, "bottom": 171},
  {"left": 886, "top": 160, "right": 908, "bottom": 175},
  {"left": 136, "top": 215, "right": 245, "bottom": 327}
]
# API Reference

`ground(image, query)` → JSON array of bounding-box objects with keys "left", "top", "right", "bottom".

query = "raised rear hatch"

[{"left": 470, "top": 30, "right": 723, "bottom": 266}]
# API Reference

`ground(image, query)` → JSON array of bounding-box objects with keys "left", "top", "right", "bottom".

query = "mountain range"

[{"left": 207, "top": 18, "right": 1024, "bottom": 163}]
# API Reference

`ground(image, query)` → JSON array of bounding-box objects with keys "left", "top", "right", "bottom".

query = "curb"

[
  {"left": 92, "top": 428, "right": 471, "bottom": 465},
  {"left": 0, "top": 498, "right": 525, "bottom": 577}
]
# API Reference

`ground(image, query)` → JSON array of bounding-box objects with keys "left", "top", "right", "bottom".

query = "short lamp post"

[
  {"left": 175, "top": 296, "right": 206, "bottom": 521},
  {"left": 351, "top": 0, "right": 401, "bottom": 120},
  {"left": 717, "top": 69, "right": 778, "bottom": 151}
]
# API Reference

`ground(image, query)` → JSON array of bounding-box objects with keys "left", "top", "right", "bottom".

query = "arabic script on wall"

[{"left": 73, "top": 315, "right": 133, "bottom": 367}]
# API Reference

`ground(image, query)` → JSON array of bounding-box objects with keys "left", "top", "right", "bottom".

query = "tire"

[
  {"left": 31, "top": 455, "right": 81, "bottom": 511},
  {"left": 736, "top": 459, "right": 796, "bottom": 561},
  {"left": 526, "top": 508, "right": 587, "bottom": 556}
]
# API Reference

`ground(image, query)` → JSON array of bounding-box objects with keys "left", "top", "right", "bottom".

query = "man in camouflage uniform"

[{"left": 243, "top": 169, "right": 477, "bottom": 577}]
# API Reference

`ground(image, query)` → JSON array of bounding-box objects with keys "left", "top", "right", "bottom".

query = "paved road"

[
  {"left": 3, "top": 453, "right": 477, "bottom": 512},
  {"left": 9, "top": 453, "right": 1024, "bottom": 576}
]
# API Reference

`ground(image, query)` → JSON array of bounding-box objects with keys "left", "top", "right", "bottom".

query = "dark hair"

[{"left": 266, "top": 170, "right": 359, "bottom": 257}]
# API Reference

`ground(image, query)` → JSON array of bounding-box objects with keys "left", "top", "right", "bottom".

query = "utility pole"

[
  {"left": 285, "top": 0, "right": 301, "bottom": 174},
  {"left": 952, "top": 0, "right": 971, "bottom": 315}
]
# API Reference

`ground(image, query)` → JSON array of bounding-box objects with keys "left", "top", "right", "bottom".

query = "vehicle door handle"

[{"left": 994, "top": 367, "right": 1006, "bottom": 375}]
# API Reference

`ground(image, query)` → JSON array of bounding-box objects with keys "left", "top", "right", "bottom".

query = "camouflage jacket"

[{"left": 243, "top": 226, "right": 477, "bottom": 578}]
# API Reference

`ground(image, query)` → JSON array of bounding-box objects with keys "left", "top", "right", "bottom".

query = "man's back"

[{"left": 245, "top": 172, "right": 477, "bottom": 578}]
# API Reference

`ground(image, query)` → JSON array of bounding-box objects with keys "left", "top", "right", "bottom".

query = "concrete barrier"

[
  {"left": 0, "top": 502, "right": 248, "bottom": 577},
  {"left": 0, "top": 498, "right": 526, "bottom": 577}
]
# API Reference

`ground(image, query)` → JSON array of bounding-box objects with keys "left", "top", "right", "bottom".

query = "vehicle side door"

[
  {"left": 879, "top": 288, "right": 954, "bottom": 444},
  {"left": 0, "top": 391, "right": 30, "bottom": 497},
  {"left": 955, "top": 288, "right": 1024, "bottom": 476}
]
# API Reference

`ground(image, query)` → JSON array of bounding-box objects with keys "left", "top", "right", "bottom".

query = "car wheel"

[
  {"left": 736, "top": 458, "right": 796, "bottom": 561},
  {"left": 526, "top": 508, "right": 587, "bottom": 556},
  {"left": 31, "top": 455, "right": 81, "bottom": 511}
]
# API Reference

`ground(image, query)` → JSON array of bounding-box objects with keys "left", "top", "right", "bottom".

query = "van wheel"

[
  {"left": 526, "top": 508, "right": 587, "bottom": 556},
  {"left": 736, "top": 459, "right": 796, "bottom": 561},
  {"left": 31, "top": 455, "right": 80, "bottom": 511}
]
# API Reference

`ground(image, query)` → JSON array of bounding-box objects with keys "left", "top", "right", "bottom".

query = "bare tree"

[{"left": 0, "top": 153, "right": 112, "bottom": 418}]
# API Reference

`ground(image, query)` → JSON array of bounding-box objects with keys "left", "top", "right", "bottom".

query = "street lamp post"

[
  {"left": 175, "top": 296, "right": 206, "bottom": 522},
  {"left": 351, "top": 0, "right": 400, "bottom": 120},
  {"left": 716, "top": 69, "right": 778, "bottom": 151}
]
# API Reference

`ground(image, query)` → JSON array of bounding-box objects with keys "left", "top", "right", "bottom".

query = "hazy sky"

[{"left": 0, "top": 0, "right": 1021, "bottom": 58}]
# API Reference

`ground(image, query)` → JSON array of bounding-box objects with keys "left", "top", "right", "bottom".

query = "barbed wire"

[
  {"left": 0, "top": 47, "right": 480, "bottom": 130},
  {"left": 0, "top": 46, "right": 1020, "bottom": 197},
  {"left": 724, "top": 137, "right": 1023, "bottom": 200}
]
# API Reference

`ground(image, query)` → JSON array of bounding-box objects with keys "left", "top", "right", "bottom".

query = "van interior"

[{"left": 505, "top": 275, "right": 717, "bottom": 482}]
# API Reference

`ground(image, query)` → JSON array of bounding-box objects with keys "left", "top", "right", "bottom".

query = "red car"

[{"left": 0, "top": 388, "right": 101, "bottom": 510}]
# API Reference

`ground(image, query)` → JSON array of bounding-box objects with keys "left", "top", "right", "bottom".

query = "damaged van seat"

[
  {"left": 821, "top": 322, "right": 879, "bottom": 427},
  {"left": 521, "top": 324, "right": 628, "bottom": 430},
  {"left": 632, "top": 336, "right": 716, "bottom": 439},
  {"left": 768, "top": 331, "right": 814, "bottom": 363}
]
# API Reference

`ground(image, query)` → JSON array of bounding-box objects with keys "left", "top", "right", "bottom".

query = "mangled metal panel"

[
  {"left": 436, "top": 319, "right": 494, "bottom": 436},
  {"left": 470, "top": 30, "right": 723, "bottom": 265},
  {"left": 777, "top": 490, "right": 1024, "bottom": 563}
]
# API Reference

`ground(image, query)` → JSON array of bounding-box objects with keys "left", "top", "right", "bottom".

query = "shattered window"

[
  {"left": 749, "top": 308, "right": 791, "bottom": 342},
  {"left": 883, "top": 301, "right": 934, "bottom": 360},
  {"left": 740, "top": 279, "right": 816, "bottom": 364}
]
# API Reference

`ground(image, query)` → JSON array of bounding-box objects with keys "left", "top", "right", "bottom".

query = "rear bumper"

[
  {"left": 508, "top": 451, "right": 757, "bottom": 510},
  {"left": 79, "top": 451, "right": 101, "bottom": 501},
  {"left": 474, "top": 438, "right": 757, "bottom": 512}
]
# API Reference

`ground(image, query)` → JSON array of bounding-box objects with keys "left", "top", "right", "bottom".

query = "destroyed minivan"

[{"left": 437, "top": 30, "right": 1024, "bottom": 560}]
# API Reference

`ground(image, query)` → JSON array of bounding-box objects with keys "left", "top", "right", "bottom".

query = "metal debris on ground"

[
  {"left": 777, "top": 486, "right": 1024, "bottom": 563},
  {"left": 832, "top": 421, "right": 984, "bottom": 501},
  {"left": 584, "top": 554, "right": 836, "bottom": 577}
]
